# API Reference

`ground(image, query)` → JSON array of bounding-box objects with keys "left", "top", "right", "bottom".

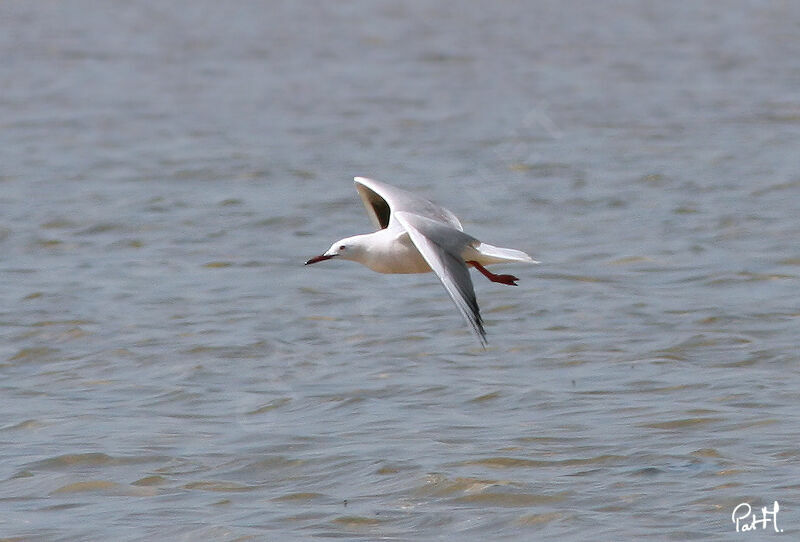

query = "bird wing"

[
  {"left": 354, "top": 177, "right": 463, "bottom": 231},
  {"left": 394, "top": 211, "right": 486, "bottom": 347}
]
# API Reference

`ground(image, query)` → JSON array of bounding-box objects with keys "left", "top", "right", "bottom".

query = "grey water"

[{"left": 1, "top": 1, "right": 799, "bottom": 540}]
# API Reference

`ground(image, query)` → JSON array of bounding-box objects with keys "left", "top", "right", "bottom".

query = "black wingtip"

[{"left": 471, "top": 312, "right": 488, "bottom": 349}]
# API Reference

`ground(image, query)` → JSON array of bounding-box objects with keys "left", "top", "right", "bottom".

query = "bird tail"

[{"left": 473, "top": 242, "right": 539, "bottom": 264}]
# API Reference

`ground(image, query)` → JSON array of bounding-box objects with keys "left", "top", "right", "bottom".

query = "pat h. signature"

[{"left": 732, "top": 501, "right": 783, "bottom": 533}]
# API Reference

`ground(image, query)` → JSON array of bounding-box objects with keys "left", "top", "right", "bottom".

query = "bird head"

[{"left": 305, "top": 236, "right": 364, "bottom": 265}]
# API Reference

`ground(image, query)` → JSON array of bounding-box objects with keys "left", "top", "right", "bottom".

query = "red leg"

[{"left": 467, "top": 261, "right": 519, "bottom": 286}]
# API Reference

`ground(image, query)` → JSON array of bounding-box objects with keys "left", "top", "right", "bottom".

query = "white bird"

[{"left": 305, "top": 177, "right": 538, "bottom": 346}]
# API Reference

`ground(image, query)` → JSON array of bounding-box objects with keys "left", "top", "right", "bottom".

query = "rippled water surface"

[{"left": 2, "top": 1, "right": 799, "bottom": 540}]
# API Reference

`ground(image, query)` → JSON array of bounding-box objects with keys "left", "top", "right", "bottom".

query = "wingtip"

[{"left": 472, "top": 315, "right": 488, "bottom": 349}]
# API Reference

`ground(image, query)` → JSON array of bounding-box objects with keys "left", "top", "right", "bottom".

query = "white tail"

[{"left": 472, "top": 242, "right": 539, "bottom": 265}]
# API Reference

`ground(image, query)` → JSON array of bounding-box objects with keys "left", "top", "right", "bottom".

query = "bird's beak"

[{"left": 305, "top": 254, "right": 336, "bottom": 265}]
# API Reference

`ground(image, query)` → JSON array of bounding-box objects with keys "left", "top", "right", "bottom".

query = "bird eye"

[{"left": 339, "top": 245, "right": 346, "bottom": 250}]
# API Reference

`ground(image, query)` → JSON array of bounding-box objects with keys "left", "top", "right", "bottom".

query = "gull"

[{"left": 305, "top": 177, "right": 538, "bottom": 346}]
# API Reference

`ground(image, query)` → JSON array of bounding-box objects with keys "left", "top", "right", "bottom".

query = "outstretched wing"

[
  {"left": 354, "top": 177, "right": 463, "bottom": 231},
  {"left": 394, "top": 211, "right": 486, "bottom": 347}
]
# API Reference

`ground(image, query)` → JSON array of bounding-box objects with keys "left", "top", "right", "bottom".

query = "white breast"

[{"left": 363, "top": 231, "right": 432, "bottom": 274}]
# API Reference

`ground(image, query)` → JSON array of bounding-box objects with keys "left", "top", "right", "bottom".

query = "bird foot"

[{"left": 467, "top": 261, "right": 519, "bottom": 286}]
